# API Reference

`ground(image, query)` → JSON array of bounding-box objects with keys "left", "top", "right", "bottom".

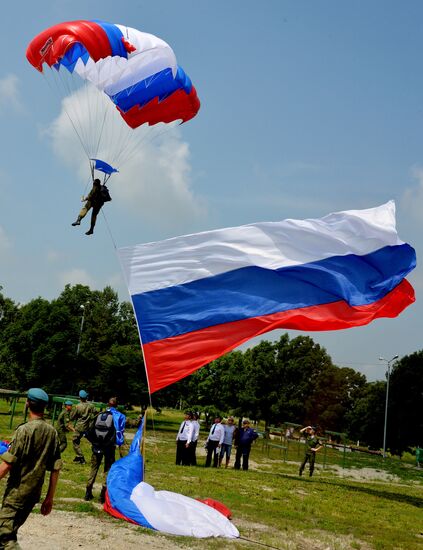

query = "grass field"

[{"left": 1, "top": 403, "right": 422, "bottom": 549}]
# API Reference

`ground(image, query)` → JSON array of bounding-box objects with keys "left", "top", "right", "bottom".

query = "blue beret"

[
  {"left": 27, "top": 388, "right": 49, "bottom": 404},
  {"left": 79, "top": 390, "right": 88, "bottom": 399},
  {"left": 64, "top": 400, "right": 73, "bottom": 406}
]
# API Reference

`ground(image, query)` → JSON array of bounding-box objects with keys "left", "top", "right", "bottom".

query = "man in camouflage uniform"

[
  {"left": 56, "top": 400, "right": 75, "bottom": 454},
  {"left": 0, "top": 388, "right": 62, "bottom": 549},
  {"left": 299, "top": 425, "right": 323, "bottom": 477},
  {"left": 70, "top": 390, "right": 96, "bottom": 464}
]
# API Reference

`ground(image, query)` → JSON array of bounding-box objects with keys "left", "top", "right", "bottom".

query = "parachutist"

[{"left": 72, "top": 178, "right": 111, "bottom": 236}]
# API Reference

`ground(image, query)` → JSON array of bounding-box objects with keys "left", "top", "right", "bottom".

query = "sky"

[{"left": 0, "top": 1, "right": 422, "bottom": 382}]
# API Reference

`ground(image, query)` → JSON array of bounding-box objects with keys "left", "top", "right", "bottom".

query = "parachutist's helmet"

[{"left": 93, "top": 178, "right": 101, "bottom": 186}]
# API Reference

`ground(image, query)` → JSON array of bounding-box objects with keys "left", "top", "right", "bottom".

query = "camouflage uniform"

[
  {"left": 0, "top": 418, "right": 62, "bottom": 549},
  {"left": 299, "top": 433, "right": 322, "bottom": 477},
  {"left": 70, "top": 401, "right": 96, "bottom": 461},
  {"left": 56, "top": 409, "right": 73, "bottom": 454},
  {"left": 86, "top": 446, "right": 115, "bottom": 498}
]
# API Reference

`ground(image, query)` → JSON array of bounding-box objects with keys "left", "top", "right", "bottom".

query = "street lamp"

[
  {"left": 76, "top": 302, "right": 89, "bottom": 356},
  {"left": 379, "top": 354, "right": 399, "bottom": 458}
]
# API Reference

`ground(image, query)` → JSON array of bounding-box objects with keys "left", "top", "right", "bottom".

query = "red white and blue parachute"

[
  {"left": 104, "top": 419, "right": 239, "bottom": 538},
  {"left": 26, "top": 20, "right": 200, "bottom": 176}
]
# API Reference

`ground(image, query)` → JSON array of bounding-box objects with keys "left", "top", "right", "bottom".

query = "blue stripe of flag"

[{"left": 132, "top": 244, "right": 416, "bottom": 344}]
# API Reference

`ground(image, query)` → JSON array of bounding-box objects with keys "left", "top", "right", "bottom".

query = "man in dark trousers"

[
  {"left": 299, "top": 425, "right": 323, "bottom": 477},
  {"left": 234, "top": 419, "right": 258, "bottom": 471},
  {"left": 175, "top": 411, "right": 193, "bottom": 466},
  {"left": 0, "top": 388, "right": 62, "bottom": 549},
  {"left": 84, "top": 405, "right": 116, "bottom": 503},
  {"left": 72, "top": 178, "right": 110, "bottom": 235},
  {"left": 189, "top": 412, "right": 200, "bottom": 466},
  {"left": 205, "top": 416, "right": 225, "bottom": 468}
]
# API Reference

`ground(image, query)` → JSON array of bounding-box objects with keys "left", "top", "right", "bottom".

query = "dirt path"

[{"left": 19, "top": 510, "right": 184, "bottom": 550}]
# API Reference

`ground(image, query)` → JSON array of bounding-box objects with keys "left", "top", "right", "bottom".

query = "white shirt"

[
  {"left": 176, "top": 420, "right": 193, "bottom": 444},
  {"left": 191, "top": 420, "right": 200, "bottom": 442},
  {"left": 207, "top": 422, "right": 225, "bottom": 445}
]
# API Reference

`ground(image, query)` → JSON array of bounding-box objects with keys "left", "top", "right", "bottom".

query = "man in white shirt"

[
  {"left": 205, "top": 416, "right": 225, "bottom": 467},
  {"left": 175, "top": 411, "right": 193, "bottom": 466},
  {"left": 189, "top": 412, "right": 200, "bottom": 466}
]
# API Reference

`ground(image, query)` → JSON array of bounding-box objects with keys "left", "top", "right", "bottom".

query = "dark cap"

[{"left": 27, "top": 388, "right": 49, "bottom": 404}]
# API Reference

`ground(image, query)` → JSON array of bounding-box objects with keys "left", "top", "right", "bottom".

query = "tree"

[
  {"left": 346, "top": 381, "right": 386, "bottom": 449},
  {"left": 388, "top": 351, "right": 423, "bottom": 454},
  {"left": 306, "top": 365, "right": 367, "bottom": 431}
]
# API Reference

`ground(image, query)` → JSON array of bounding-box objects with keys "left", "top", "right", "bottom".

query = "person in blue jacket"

[
  {"left": 106, "top": 397, "right": 126, "bottom": 457},
  {"left": 234, "top": 419, "right": 258, "bottom": 471}
]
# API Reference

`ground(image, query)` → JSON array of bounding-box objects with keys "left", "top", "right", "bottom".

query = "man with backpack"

[
  {"left": 84, "top": 404, "right": 116, "bottom": 503},
  {"left": 71, "top": 178, "right": 112, "bottom": 236}
]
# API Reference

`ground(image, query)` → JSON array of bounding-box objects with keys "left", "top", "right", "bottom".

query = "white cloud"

[
  {"left": 46, "top": 85, "right": 206, "bottom": 229},
  {"left": 0, "top": 74, "right": 23, "bottom": 113},
  {"left": 401, "top": 166, "right": 423, "bottom": 224},
  {"left": 59, "top": 268, "right": 97, "bottom": 289}
]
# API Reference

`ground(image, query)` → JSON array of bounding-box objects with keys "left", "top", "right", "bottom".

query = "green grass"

[{"left": 1, "top": 404, "right": 422, "bottom": 549}]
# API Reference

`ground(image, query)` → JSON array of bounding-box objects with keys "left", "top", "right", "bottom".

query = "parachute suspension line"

[
  {"left": 100, "top": 208, "right": 118, "bottom": 250},
  {"left": 54, "top": 70, "right": 93, "bottom": 158},
  {"left": 83, "top": 76, "right": 95, "bottom": 156},
  {"left": 237, "top": 537, "right": 281, "bottom": 550},
  {"left": 41, "top": 72, "right": 91, "bottom": 163},
  {"left": 93, "top": 104, "right": 109, "bottom": 161},
  {"left": 117, "top": 123, "right": 176, "bottom": 171}
]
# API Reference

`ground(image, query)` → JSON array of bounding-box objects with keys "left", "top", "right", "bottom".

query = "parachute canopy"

[
  {"left": 105, "top": 419, "right": 239, "bottom": 538},
  {"left": 26, "top": 20, "right": 200, "bottom": 128}
]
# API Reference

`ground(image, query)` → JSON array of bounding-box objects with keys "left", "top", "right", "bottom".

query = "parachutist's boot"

[
  {"left": 72, "top": 217, "right": 82, "bottom": 226},
  {"left": 84, "top": 487, "right": 94, "bottom": 501},
  {"left": 85, "top": 228, "right": 94, "bottom": 235},
  {"left": 99, "top": 486, "right": 106, "bottom": 504}
]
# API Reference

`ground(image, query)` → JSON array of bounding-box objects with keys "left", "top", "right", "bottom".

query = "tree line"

[{"left": 0, "top": 284, "right": 421, "bottom": 455}]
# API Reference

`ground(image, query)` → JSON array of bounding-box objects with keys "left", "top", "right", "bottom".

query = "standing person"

[
  {"left": 189, "top": 412, "right": 200, "bottom": 466},
  {"left": 0, "top": 388, "right": 62, "bottom": 549},
  {"left": 234, "top": 419, "right": 258, "bottom": 471},
  {"left": 299, "top": 425, "right": 323, "bottom": 477},
  {"left": 56, "top": 400, "right": 75, "bottom": 454},
  {"left": 175, "top": 412, "right": 193, "bottom": 466},
  {"left": 84, "top": 407, "right": 116, "bottom": 503},
  {"left": 219, "top": 416, "right": 237, "bottom": 468},
  {"left": 205, "top": 416, "right": 225, "bottom": 468},
  {"left": 71, "top": 178, "right": 110, "bottom": 235},
  {"left": 106, "top": 397, "right": 126, "bottom": 458},
  {"left": 70, "top": 390, "right": 96, "bottom": 464}
]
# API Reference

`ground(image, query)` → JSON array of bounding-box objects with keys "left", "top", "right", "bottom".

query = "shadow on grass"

[{"left": 272, "top": 472, "right": 423, "bottom": 509}]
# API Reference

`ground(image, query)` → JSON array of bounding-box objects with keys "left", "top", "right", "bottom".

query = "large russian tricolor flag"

[{"left": 118, "top": 201, "right": 416, "bottom": 393}]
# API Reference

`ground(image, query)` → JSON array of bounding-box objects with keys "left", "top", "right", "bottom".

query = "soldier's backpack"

[
  {"left": 100, "top": 184, "right": 112, "bottom": 202},
  {"left": 86, "top": 410, "right": 116, "bottom": 453}
]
